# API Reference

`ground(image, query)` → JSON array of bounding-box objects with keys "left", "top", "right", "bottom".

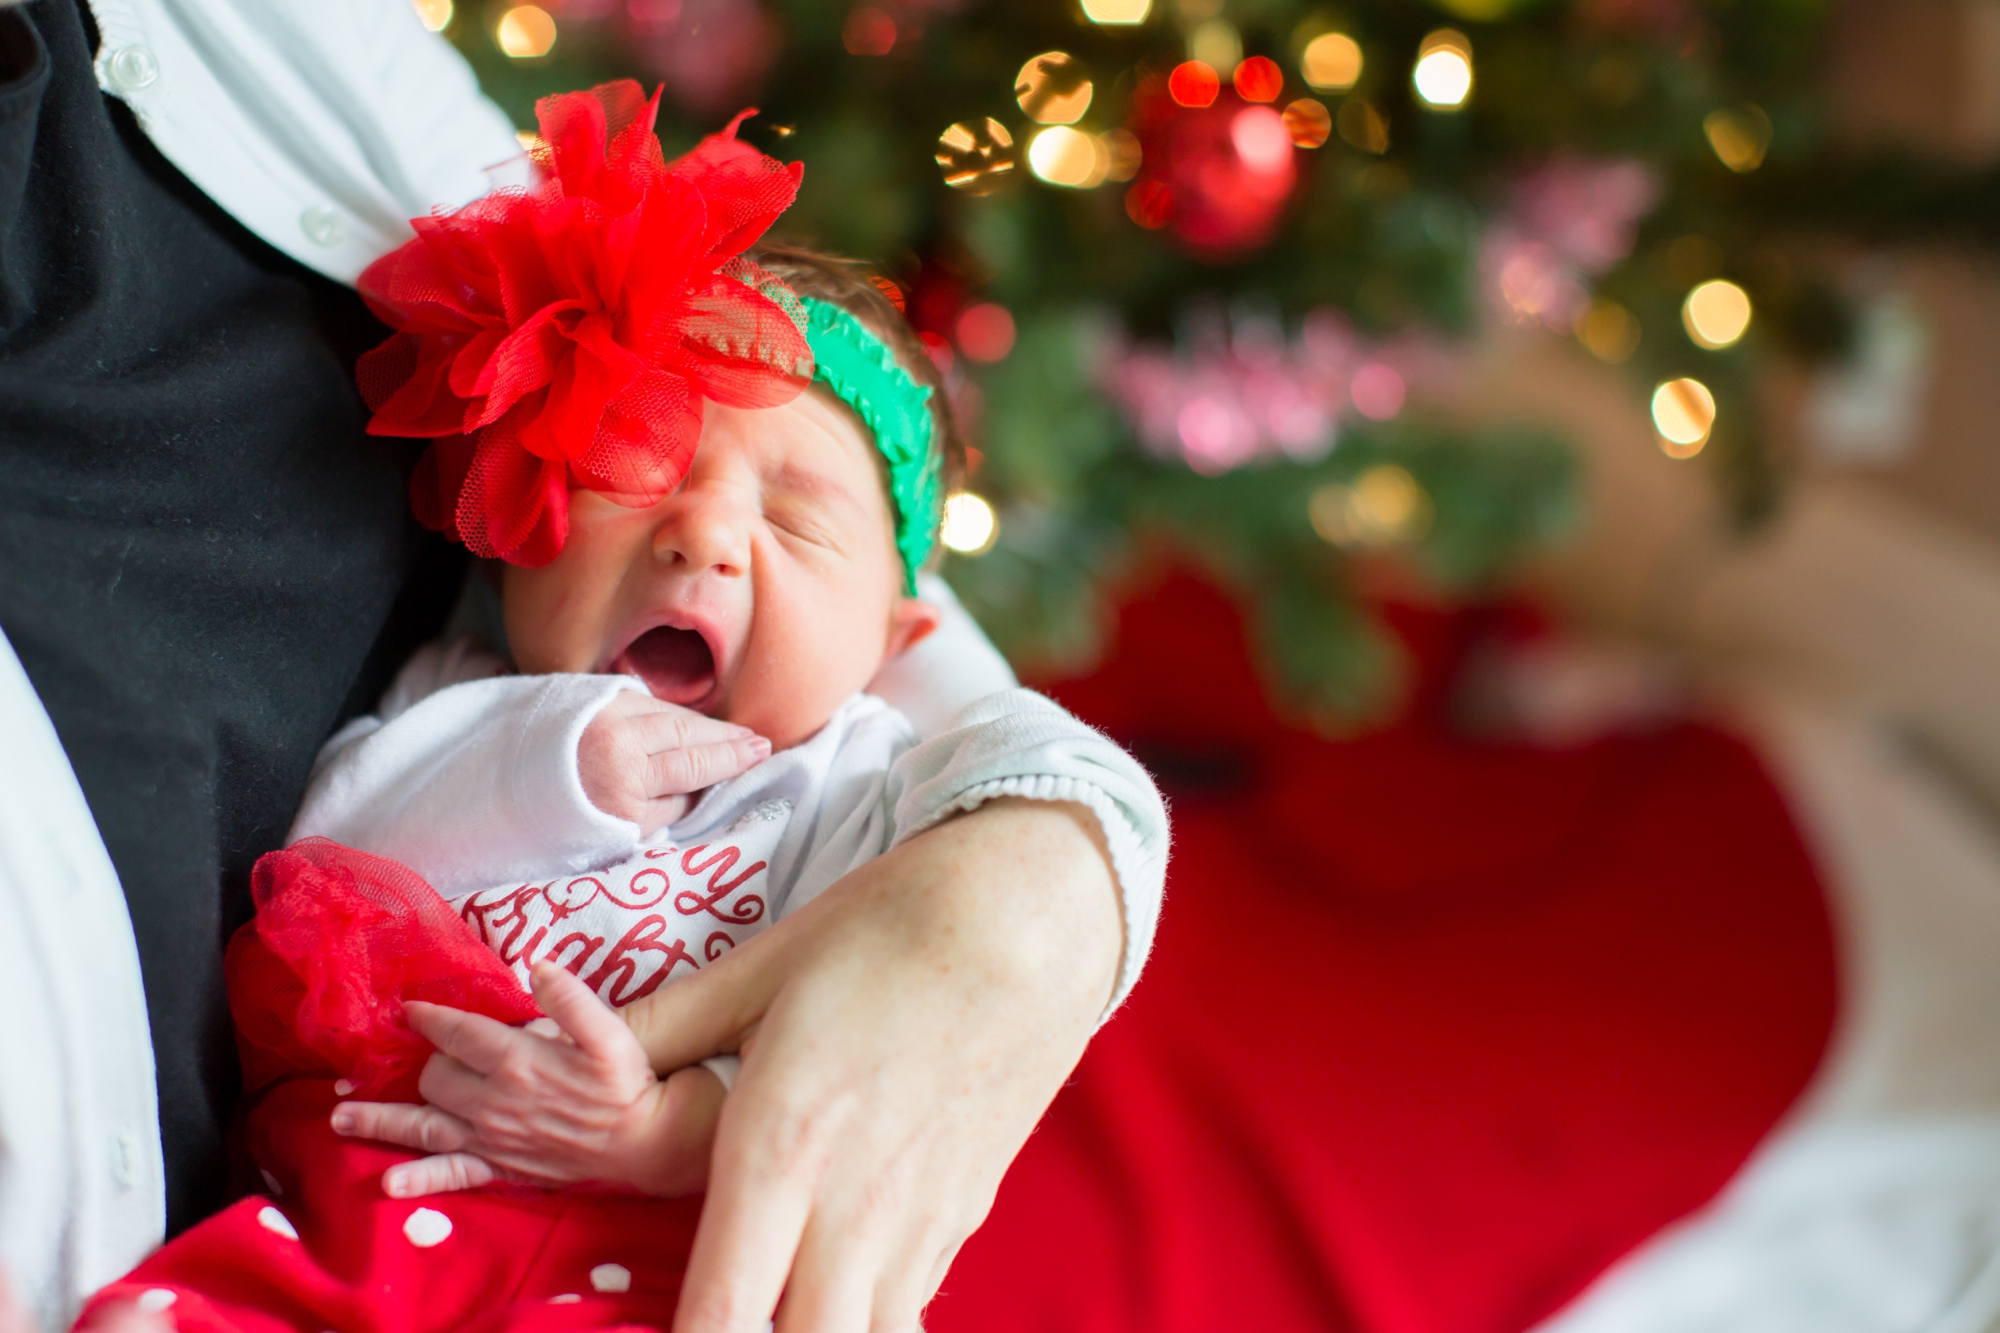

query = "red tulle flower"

[{"left": 356, "top": 81, "right": 813, "bottom": 566}]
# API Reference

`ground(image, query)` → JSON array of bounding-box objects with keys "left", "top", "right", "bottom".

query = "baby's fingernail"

[
  {"left": 383, "top": 1172, "right": 409, "bottom": 1198},
  {"left": 749, "top": 737, "right": 772, "bottom": 756},
  {"left": 330, "top": 1111, "right": 354, "bottom": 1134}
]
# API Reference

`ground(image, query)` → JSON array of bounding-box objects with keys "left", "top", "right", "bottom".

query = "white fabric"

[
  {"left": 85, "top": 0, "right": 528, "bottom": 285},
  {"left": 0, "top": 631, "right": 165, "bottom": 1332},
  {"left": 289, "top": 641, "right": 1171, "bottom": 1073}
]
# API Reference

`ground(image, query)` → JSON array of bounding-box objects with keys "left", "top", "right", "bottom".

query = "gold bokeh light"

[
  {"left": 1413, "top": 29, "right": 1473, "bottom": 109},
  {"left": 411, "top": 0, "right": 453, "bottom": 32},
  {"left": 941, "top": 493, "right": 999, "bottom": 555},
  {"left": 1682, "top": 279, "right": 1752, "bottom": 350},
  {"left": 1081, "top": 0, "right": 1151, "bottom": 23},
  {"left": 1651, "top": 378, "right": 1716, "bottom": 458},
  {"left": 1300, "top": 32, "right": 1363, "bottom": 91},
  {"left": 494, "top": 4, "right": 556, "bottom": 58},
  {"left": 1577, "top": 301, "right": 1641, "bottom": 364},
  {"left": 1027, "top": 126, "right": 1108, "bottom": 188},
  {"left": 1016, "top": 53, "right": 1093, "bottom": 125},
  {"left": 1704, "top": 105, "right": 1772, "bottom": 172},
  {"left": 1310, "top": 466, "right": 1433, "bottom": 547},
  {"left": 937, "top": 118, "right": 1016, "bottom": 193}
]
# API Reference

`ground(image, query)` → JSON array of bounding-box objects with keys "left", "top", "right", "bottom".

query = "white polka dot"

[
  {"left": 333, "top": 1079, "right": 356, "bottom": 1096},
  {"left": 257, "top": 1205, "right": 298, "bottom": 1240},
  {"left": 260, "top": 1168, "right": 283, "bottom": 1196},
  {"left": 402, "top": 1206, "right": 452, "bottom": 1247},
  {"left": 134, "top": 1289, "right": 177, "bottom": 1314},
  {"left": 589, "top": 1263, "right": 631, "bottom": 1293},
  {"left": 548, "top": 1294, "right": 581, "bottom": 1304}
]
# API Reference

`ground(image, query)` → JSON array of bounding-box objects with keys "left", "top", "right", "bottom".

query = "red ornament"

[
  {"left": 356, "top": 81, "right": 812, "bottom": 566},
  {"left": 1126, "top": 76, "right": 1298, "bottom": 259}
]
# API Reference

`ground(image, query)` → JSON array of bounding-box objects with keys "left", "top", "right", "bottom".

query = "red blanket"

[
  {"left": 926, "top": 572, "right": 1839, "bottom": 1333},
  {"left": 80, "top": 839, "right": 703, "bottom": 1333}
]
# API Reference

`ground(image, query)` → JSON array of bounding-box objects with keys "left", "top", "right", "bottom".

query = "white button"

[
  {"left": 106, "top": 46, "right": 159, "bottom": 92},
  {"left": 588, "top": 1263, "right": 631, "bottom": 1293},
  {"left": 403, "top": 1207, "right": 452, "bottom": 1247},
  {"left": 257, "top": 1205, "right": 298, "bottom": 1240},
  {"left": 261, "top": 1168, "right": 283, "bottom": 1196},
  {"left": 134, "top": 1289, "right": 177, "bottom": 1314},
  {"left": 300, "top": 206, "right": 345, "bottom": 248},
  {"left": 332, "top": 1079, "right": 356, "bottom": 1097}
]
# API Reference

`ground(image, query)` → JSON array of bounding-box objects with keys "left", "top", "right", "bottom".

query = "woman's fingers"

[
  {"left": 671, "top": 1090, "right": 825, "bottom": 1333},
  {"left": 403, "top": 1000, "right": 518, "bottom": 1076},
  {"left": 330, "top": 1099, "right": 473, "bottom": 1154},
  {"left": 382, "top": 1151, "right": 500, "bottom": 1198}
]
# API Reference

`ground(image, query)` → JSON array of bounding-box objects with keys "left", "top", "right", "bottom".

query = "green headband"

[{"left": 799, "top": 296, "right": 941, "bottom": 595}]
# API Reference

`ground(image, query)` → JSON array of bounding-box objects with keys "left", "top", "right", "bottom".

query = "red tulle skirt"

[{"left": 78, "top": 839, "right": 702, "bottom": 1333}]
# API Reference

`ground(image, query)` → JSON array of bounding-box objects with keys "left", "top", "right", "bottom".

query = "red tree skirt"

[{"left": 926, "top": 572, "right": 1838, "bottom": 1333}]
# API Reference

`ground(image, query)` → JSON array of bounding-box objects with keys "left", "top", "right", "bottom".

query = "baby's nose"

[{"left": 653, "top": 491, "right": 751, "bottom": 576}]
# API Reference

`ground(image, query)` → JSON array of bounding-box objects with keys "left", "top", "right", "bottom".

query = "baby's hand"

[
  {"left": 330, "top": 963, "right": 723, "bottom": 1199},
  {"left": 578, "top": 691, "right": 769, "bottom": 834}
]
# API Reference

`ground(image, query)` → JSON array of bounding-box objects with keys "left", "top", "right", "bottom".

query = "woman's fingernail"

[{"left": 330, "top": 1112, "right": 353, "bottom": 1134}]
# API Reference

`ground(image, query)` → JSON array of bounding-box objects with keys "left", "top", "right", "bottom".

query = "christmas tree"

[{"left": 437, "top": 0, "right": 1892, "bottom": 723}]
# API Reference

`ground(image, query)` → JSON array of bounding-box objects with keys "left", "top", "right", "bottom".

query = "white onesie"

[{"left": 288, "top": 626, "right": 1169, "bottom": 1082}]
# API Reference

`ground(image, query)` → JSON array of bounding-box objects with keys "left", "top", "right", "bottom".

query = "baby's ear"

[{"left": 885, "top": 597, "right": 944, "bottom": 659}]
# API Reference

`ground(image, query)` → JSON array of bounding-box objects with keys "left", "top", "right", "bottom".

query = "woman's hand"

[
  {"left": 332, "top": 963, "right": 720, "bottom": 1199},
  {"left": 579, "top": 691, "right": 771, "bottom": 833},
  {"left": 635, "top": 796, "right": 1122, "bottom": 1333}
]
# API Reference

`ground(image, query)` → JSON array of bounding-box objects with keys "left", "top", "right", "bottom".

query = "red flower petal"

[
  {"left": 571, "top": 371, "right": 701, "bottom": 507},
  {"left": 356, "top": 81, "right": 816, "bottom": 566}
]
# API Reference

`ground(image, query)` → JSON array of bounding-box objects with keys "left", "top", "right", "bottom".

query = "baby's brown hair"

[{"left": 747, "top": 243, "right": 966, "bottom": 517}]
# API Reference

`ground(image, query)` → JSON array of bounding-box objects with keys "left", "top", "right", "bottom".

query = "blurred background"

[{"left": 430, "top": 4, "right": 2000, "bottom": 1329}]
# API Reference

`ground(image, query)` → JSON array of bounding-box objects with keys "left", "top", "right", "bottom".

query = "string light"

[
  {"left": 1704, "top": 105, "right": 1771, "bottom": 172},
  {"left": 1350, "top": 363, "right": 1406, "bottom": 420},
  {"left": 1651, "top": 378, "right": 1716, "bottom": 458},
  {"left": 1413, "top": 29, "right": 1473, "bottom": 110},
  {"left": 941, "top": 493, "right": 999, "bottom": 555},
  {"left": 1016, "top": 52, "right": 1093, "bottom": 124},
  {"left": 1300, "top": 32, "right": 1362, "bottom": 91},
  {"left": 1577, "top": 301, "right": 1641, "bottom": 363},
  {"left": 1168, "top": 61, "right": 1220, "bottom": 107},
  {"left": 1081, "top": 0, "right": 1151, "bottom": 23},
  {"left": 1682, "top": 280, "right": 1752, "bottom": 350},
  {"left": 1103, "top": 128, "right": 1144, "bottom": 181},
  {"left": 1233, "top": 55, "right": 1284, "bottom": 103},
  {"left": 956, "top": 304, "right": 1016, "bottom": 362},
  {"left": 1282, "top": 99, "right": 1332, "bottom": 148},
  {"left": 410, "top": 0, "right": 452, "bottom": 32},
  {"left": 1189, "top": 19, "right": 1241, "bottom": 72},
  {"left": 494, "top": 4, "right": 556, "bottom": 58},
  {"left": 1028, "top": 126, "right": 1107, "bottom": 188},
  {"left": 1309, "top": 466, "right": 1433, "bottom": 546},
  {"left": 1337, "top": 96, "right": 1390, "bottom": 153},
  {"left": 842, "top": 6, "right": 897, "bottom": 55},
  {"left": 936, "top": 119, "right": 1015, "bottom": 193}
]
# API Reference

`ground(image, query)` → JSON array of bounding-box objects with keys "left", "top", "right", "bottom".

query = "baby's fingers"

[
  {"left": 331, "top": 1100, "right": 473, "bottom": 1155},
  {"left": 645, "top": 735, "right": 770, "bottom": 800},
  {"left": 383, "top": 1152, "right": 499, "bottom": 1199}
]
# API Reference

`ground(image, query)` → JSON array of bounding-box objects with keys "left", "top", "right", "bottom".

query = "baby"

[{"left": 78, "top": 86, "right": 1163, "bottom": 1333}]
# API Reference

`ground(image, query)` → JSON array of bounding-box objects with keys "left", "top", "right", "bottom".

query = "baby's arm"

[{"left": 290, "top": 640, "right": 765, "bottom": 898}]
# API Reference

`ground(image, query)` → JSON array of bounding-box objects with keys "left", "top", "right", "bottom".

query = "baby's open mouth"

[{"left": 613, "top": 626, "right": 717, "bottom": 708}]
